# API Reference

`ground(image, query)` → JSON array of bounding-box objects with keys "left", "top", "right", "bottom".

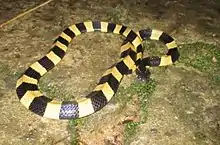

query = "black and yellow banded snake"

[{"left": 16, "top": 21, "right": 179, "bottom": 120}]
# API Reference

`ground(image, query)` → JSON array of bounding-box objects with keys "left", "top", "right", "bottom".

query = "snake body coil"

[{"left": 16, "top": 21, "right": 179, "bottom": 120}]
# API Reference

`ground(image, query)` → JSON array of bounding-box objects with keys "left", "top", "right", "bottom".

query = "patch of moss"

[
  {"left": 69, "top": 120, "right": 80, "bottom": 145},
  {"left": 124, "top": 121, "right": 141, "bottom": 144},
  {"left": 123, "top": 79, "right": 157, "bottom": 144},
  {"left": 179, "top": 42, "right": 220, "bottom": 85},
  {"left": 69, "top": 118, "right": 87, "bottom": 145},
  {"left": 129, "top": 79, "right": 157, "bottom": 122},
  {"left": 115, "top": 79, "right": 156, "bottom": 119}
]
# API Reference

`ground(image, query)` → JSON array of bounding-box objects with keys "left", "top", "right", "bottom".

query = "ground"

[{"left": 0, "top": 0, "right": 219, "bottom": 145}]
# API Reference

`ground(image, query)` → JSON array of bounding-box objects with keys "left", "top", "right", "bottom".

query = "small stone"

[
  {"left": 212, "top": 56, "right": 217, "bottom": 63},
  {"left": 150, "top": 128, "right": 158, "bottom": 134},
  {"left": 164, "top": 129, "right": 177, "bottom": 137}
]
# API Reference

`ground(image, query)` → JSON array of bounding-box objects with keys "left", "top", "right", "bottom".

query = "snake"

[{"left": 16, "top": 21, "right": 179, "bottom": 120}]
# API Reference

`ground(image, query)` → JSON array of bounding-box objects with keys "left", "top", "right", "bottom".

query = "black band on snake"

[{"left": 16, "top": 21, "right": 179, "bottom": 120}]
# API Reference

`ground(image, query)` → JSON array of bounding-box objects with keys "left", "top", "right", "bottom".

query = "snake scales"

[{"left": 16, "top": 21, "right": 179, "bottom": 120}]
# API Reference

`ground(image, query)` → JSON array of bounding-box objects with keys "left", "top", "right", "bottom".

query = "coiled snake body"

[{"left": 16, "top": 21, "right": 179, "bottom": 120}]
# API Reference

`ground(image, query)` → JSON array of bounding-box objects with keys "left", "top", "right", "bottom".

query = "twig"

[{"left": 0, "top": 0, "right": 53, "bottom": 28}]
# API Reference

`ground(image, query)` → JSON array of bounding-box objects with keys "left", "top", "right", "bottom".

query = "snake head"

[{"left": 136, "top": 65, "right": 151, "bottom": 82}]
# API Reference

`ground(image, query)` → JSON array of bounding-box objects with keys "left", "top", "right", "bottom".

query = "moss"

[
  {"left": 69, "top": 120, "right": 80, "bottom": 145},
  {"left": 129, "top": 79, "right": 157, "bottom": 122},
  {"left": 124, "top": 121, "right": 141, "bottom": 144},
  {"left": 179, "top": 42, "right": 220, "bottom": 85},
  {"left": 69, "top": 118, "right": 87, "bottom": 145},
  {"left": 123, "top": 79, "right": 157, "bottom": 144}
]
